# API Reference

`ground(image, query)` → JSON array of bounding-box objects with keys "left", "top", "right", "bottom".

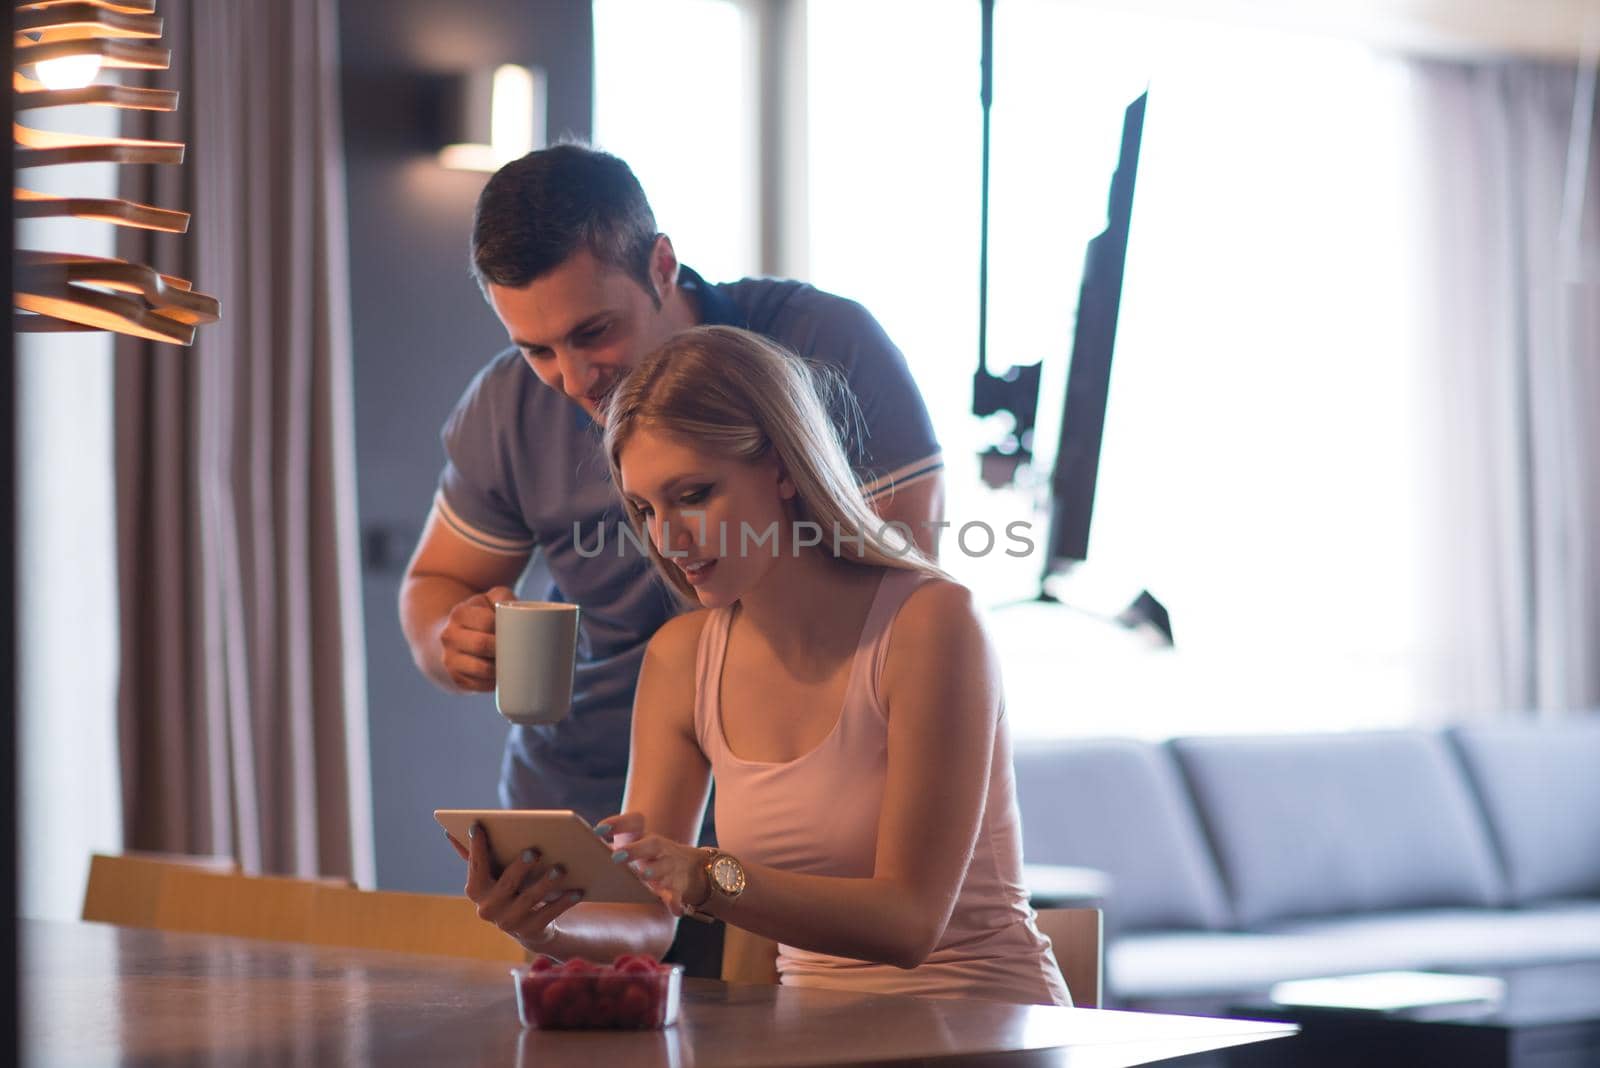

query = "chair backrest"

[
  {"left": 1034, "top": 907, "right": 1103, "bottom": 1009},
  {"left": 310, "top": 883, "right": 524, "bottom": 961},
  {"left": 152, "top": 865, "right": 327, "bottom": 943},
  {"left": 81, "top": 852, "right": 240, "bottom": 928},
  {"left": 82, "top": 852, "right": 525, "bottom": 963}
]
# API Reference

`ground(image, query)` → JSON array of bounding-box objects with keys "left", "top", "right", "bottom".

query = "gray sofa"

[{"left": 1012, "top": 721, "right": 1600, "bottom": 1011}]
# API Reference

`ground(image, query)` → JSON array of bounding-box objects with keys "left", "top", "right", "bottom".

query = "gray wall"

[{"left": 339, "top": 1, "right": 593, "bottom": 892}]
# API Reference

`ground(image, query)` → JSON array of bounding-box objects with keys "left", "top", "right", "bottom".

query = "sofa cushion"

[
  {"left": 1109, "top": 901, "right": 1600, "bottom": 1000},
  {"left": 1171, "top": 732, "right": 1505, "bottom": 928},
  {"left": 1013, "top": 738, "right": 1231, "bottom": 932},
  {"left": 1451, "top": 719, "right": 1600, "bottom": 904}
]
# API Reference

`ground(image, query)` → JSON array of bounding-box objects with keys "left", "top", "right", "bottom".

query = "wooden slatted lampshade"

[{"left": 12, "top": 0, "right": 219, "bottom": 345}]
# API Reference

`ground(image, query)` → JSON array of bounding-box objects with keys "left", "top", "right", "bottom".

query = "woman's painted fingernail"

[
  {"left": 545, "top": 866, "right": 564, "bottom": 882},
  {"left": 611, "top": 850, "right": 629, "bottom": 864},
  {"left": 542, "top": 890, "right": 562, "bottom": 905},
  {"left": 594, "top": 823, "right": 613, "bottom": 837},
  {"left": 567, "top": 891, "right": 584, "bottom": 902},
  {"left": 520, "top": 849, "right": 535, "bottom": 864},
  {"left": 468, "top": 823, "right": 478, "bottom": 840},
  {"left": 642, "top": 868, "right": 655, "bottom": 879}
]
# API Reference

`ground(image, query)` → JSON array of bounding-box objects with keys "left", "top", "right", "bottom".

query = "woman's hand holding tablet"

[
  {"left": 435, "top": 809, "right": 659, "bottom": 905},
  {"left": 438, "top": 808, "right": 688, "bottom": 959},
  {"left": 437, "top": 809, "right": 663, "bottom": 951}
]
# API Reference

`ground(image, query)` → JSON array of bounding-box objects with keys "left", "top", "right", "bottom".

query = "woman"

[{"left": 457, "top": 325, "right": 1069, "bottom": 1006}]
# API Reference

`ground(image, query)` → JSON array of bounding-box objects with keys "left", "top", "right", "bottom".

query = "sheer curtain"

[
  {"left": 1411, "top": 59, "right": 1600, "bottom": 719},
  {"left": 114, "top": 0, "right": 374, "bottom": 881}
]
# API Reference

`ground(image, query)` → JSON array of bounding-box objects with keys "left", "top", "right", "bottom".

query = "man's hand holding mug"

[{"left": 493, "top": 599, "right": 580, "bottom": 725}]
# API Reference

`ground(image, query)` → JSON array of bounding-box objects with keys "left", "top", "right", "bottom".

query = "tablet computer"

[{"left": 433, "top": 808, "right": 659, "bottom": 906}]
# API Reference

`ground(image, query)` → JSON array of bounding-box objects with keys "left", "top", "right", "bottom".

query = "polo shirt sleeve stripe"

[
  {"left": 861, "top": 452, "right": 944, "bottom": 502},
  {"left": 433, "top": 492, "right": 536, "bottom": 556}
]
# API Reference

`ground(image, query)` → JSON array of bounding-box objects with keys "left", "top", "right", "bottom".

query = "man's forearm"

[{"left": 399, "top": 573, "right": 475, "bottom": 692}]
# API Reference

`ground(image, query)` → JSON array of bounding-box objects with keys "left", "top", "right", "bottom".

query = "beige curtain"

[{"left": 114, "top": 0, "right": 374, "bottom": 883}]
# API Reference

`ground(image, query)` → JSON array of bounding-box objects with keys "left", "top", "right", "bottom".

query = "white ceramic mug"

[{"left": 494, "top": 601, "right": 580, "bottom": 725}]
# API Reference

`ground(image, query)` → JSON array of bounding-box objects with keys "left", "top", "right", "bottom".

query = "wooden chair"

[
  {"left": 82, "top": 852, "right": 525, "bottom": 964},
  {"left": 1035, "top": 907, "right": 1104, "bottom": 1009}
]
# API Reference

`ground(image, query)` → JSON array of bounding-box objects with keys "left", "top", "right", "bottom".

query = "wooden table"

[{"left": 21, "top": 920, "right": 1296, "bottom": 1066}]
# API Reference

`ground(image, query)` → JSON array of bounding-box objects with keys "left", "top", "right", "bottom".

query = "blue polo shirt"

[{"left": 434, "top": 268, "right": 942, "bottom": 823}]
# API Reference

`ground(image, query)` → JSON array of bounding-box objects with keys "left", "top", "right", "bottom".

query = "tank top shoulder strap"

[
  {"left": 848, "top": 567, "right": 939, "bottom": 719},
  {"left": 692, "top": 604, "right": 736, "bottom": 757}
]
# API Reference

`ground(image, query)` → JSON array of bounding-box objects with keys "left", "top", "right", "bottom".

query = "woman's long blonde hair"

[{"left": 602, "top": 325, "right": 938, "bottom": 602}]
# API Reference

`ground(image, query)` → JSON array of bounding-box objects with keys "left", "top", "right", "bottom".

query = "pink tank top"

[{"left": 693, "top": 566, "right": 1071, "bottom": 1006}]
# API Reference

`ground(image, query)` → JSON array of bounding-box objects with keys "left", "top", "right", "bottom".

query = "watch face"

[{"left": 710, "top": 854, "right": 746, "bottom": 895}]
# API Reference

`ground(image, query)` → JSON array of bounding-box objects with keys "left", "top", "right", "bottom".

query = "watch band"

[{"left": 680, "top": 848, "right": 717, "bottom": 922}]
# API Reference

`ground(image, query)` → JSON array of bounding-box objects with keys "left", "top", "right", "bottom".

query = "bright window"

[
  {"left": 593, "top": 0, "right": 758, "bottom": 282},
  {"left": 807, "top": 2, "right": 1434, "bottom": 737}
]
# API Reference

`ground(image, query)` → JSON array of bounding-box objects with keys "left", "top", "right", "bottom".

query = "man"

[{"left": 400, "top": 144, "right": 944, "bottom": 827}]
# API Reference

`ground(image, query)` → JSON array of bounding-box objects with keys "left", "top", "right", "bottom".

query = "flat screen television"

[{"left": 1041, "top": 89, "right": 1147, "bottom": 574}]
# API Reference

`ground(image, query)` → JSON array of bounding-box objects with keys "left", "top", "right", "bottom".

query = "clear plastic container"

[{"left": 511, "top": 958, "right": 684, "bottom": 1030}]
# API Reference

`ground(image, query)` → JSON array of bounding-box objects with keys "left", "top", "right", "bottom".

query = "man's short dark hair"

[{"left": 470, "top": 143, "right": 660, "bottom": 301}]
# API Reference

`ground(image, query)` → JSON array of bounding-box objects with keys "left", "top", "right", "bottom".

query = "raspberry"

[
  {"left": 539, "top": 979, "right": 575, "bottom": 1024},
  {"left": 596, "top": 971, "right": 633, "bottom": 999},
  {"left": 590, "top": 995, "right": 619, "bottom": 1028},
  {"left": 618, "top": 983, "right": 656, "bottom": 1028}
]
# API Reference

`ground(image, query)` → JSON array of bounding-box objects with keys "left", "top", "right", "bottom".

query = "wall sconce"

[
  {"left": 13, "top": 0, "right": 220, "bottom": 345},
  {"left": 436, "top": 63, "right": 546, "bottom": 173}
]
